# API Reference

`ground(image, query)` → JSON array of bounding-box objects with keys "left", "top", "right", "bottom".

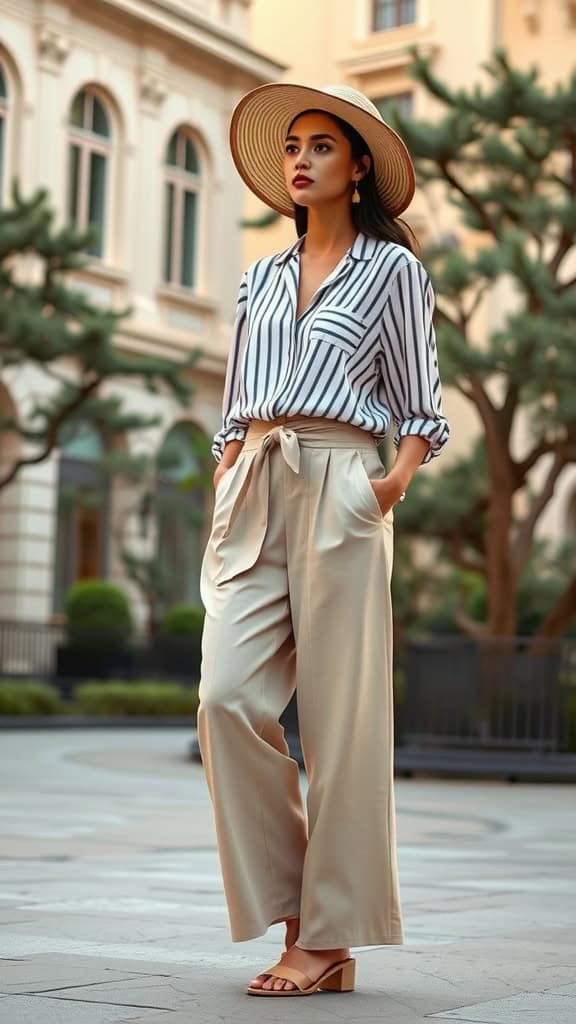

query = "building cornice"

[
  {"left": 339, "top": 37, "right": 438, "bottom": 76},
  {"left": 94, "top": 0, "right": 285, "bottom": 80}
]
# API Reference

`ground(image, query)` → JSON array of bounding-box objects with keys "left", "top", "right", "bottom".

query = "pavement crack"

[{"left": 21, "top": 977, "right": 140, "bottom": 995}]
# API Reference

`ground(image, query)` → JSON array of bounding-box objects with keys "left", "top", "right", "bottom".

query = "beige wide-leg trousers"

[{"left": 197, "top": 416, "right": 404, "bottom": 950}]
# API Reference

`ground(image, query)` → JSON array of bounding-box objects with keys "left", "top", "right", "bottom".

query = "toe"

[{"left": 273, "top": 978, "right": 285, "bottom": 990}]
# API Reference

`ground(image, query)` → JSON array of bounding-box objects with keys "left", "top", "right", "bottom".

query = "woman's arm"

[
  {"left": 373, "top": 259, "right": 450, "bottom": 511},
  {"left": 211, "top": 271, "right": 250, "bottom": 465}
]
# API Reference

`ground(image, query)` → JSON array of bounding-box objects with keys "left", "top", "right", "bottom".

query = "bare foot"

[
  {"left": 253, "top": 941, "right": 350, "bottom": 993},
  {"left": 248, "top": 916, "right": 300, "bottom": 990}
]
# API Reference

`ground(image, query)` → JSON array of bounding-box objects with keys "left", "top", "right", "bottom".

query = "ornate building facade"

[{"left": 0, "top": 0, "right": 282, "bottom": 623}]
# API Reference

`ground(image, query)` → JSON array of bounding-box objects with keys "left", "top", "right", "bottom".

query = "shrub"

[
  {"left": 0, "top": 681, "right": 62, "bottom": 715},
  {"left": 161, "top": 604, "right": 205, "bottom": 638},
  {"left": 73, "top": 680, "right": 199, "bottom": 716},
  {"left": 65, "top": 580, "right": 134, "bottom": 649}
]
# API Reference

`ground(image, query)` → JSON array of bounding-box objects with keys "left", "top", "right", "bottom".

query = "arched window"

[
  {"left": 163, "top": 127, "right": 202, "bottom": 289},
  {"left": 53, "top": 421, "right": 110, "bottom": 612},
  {"left": 155, "top": 422, "right": 208, "bottom": 607},
  {"left": 67, "top": 88, "right": 112, "bottom": 258},
  {"left": 0, "top": 61, "right": 8, "bottom": 202}
]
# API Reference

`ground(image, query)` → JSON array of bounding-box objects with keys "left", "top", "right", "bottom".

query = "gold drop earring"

[{"left": 351, "top": 179, "right": 361, "bottom": 205}]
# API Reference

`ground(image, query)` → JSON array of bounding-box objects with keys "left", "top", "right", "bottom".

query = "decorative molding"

[
  {"left": 37, "top": 25, "right": 70, "bottom": 71},
  {"left": 521, "top": 0, "right": 540, "bottom": 32},
  {"left": 139, "top": 69, "right": 168, "bottom": 112},
  {"left": 340, "top": 39, "right": 438, "bottom": 76}
]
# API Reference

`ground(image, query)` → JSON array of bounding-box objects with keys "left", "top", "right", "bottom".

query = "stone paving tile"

[
  {"left": 1, "top": 730, "right": 575, "bottom": 1024},
  {"left": 429, "top": 985, "right": 576, "bottom": 1023},
  {"left": 0, "top": 958, "right": 139, "bottom": 994},
  {"left": 0, "top": 993, "right": 168, "bottom": 1023}
]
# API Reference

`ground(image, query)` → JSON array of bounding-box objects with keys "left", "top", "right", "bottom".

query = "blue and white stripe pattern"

[{"left": 212, "top": 231, "right": 450, "bottom": 464}]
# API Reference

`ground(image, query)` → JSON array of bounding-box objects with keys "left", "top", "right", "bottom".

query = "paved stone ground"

[{"left": 0, "top": 729, "right": 575, "bottom": 1024}]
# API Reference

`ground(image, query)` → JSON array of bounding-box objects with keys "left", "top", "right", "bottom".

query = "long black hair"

[{"left": 288, "top": 110, "right": 417, "bottom": 255}]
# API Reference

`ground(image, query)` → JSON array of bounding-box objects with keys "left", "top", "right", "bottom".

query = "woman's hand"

[
  {"left": 370, "top": 471, "right": 406, "bottom": 515},
  {"left": 214, "top": 441, "right": 244, "bottom": 492},
  {"left": 213, "top": 463, "right": 231, "bottom": 491}
]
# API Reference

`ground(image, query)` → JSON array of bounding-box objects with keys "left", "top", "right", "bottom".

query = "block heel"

[{"left": 319, "top": 957, "right": 356, "bottom": 992}]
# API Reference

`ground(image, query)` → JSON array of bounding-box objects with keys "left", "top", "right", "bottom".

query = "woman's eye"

[
  {"left": 285, "top": 144, "right": 298, "bottom": 154},
  {"left": 315, "top": 143, "right": 330, "bottom": 152}
]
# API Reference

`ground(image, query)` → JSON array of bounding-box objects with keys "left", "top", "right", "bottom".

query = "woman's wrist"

[
  {"left": 221, "top": 439, "right": 244, "bottom": 468},
  {"left": 387, "top": 466, "right": 409, "bottom": 498}
]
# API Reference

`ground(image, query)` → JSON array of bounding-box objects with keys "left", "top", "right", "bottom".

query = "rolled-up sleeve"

[
  {"left": 211, "top": 272, "right": 250, "bottom": 462},
  {"left": 380, "top": 259, "right": 450, "bottom": 465}
]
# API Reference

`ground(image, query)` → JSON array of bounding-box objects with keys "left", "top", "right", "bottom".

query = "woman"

[{"left": 197, "top": 83, "right": 450, "bottom": 997}]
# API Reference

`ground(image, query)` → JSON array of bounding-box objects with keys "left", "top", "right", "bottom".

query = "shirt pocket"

[{"left": 309, "top": 307, "right": 367, "bottom": 355}]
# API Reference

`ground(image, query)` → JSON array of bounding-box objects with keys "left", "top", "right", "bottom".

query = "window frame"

[
  {"left": 373, "top": 91, "right": 414, "bottom": 121},
  {"left": 372, "top": 0, "right": 417, "bottom": 32},
  {"left": 163, "top": 127, "right": 203, "bottom": 291},
  {"left": 67, "top": 88, "right": 113, "bottom": 259}
]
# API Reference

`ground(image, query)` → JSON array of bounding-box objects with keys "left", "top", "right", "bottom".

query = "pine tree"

[
  {"left": 392, "top": 49, "right": 576, "bottom": 638},
  {"left": 0, "top": 183, "right": 197, "bottom": 490}
]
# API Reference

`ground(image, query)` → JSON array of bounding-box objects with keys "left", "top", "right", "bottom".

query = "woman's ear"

[{"left": 357, "top": 154, "right": 372, "bottom": 181}]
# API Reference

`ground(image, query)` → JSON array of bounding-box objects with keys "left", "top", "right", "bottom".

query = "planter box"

[
  {"left": 149, "top": 635, "right": 202, "bottom": 681},
  {"left": 56, "top": 645, "right": 134, "bottom": 684}
]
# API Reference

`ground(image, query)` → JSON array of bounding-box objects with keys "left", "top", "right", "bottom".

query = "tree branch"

[
  {"left": 535, "top": 572, "right": 576, "bottom": 640},
  {"left": 448, "top": 534, "right": 486, "bottom": 575},
  {"left": 439, "top": 160, "right": 501, "bottom": 238},
  {"left": 0, "top": 376, "right": 101, "bottom": 490},
  {"left": 511, "top": 451, "right": 568, "bottom": 572},
  {"left": 513, "top": 438, "right": 556, "bottom": 482}
]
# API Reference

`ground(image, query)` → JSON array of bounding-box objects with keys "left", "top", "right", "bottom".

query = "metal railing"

[
  {"left": 1, "top": 621, "right": 575, "bottom": 755},
  {"left": 0, "top": 620, "right": 65, "bottom": 680},
  {"left": 400, "top": 635, "right": 576, "bottom": 753}
]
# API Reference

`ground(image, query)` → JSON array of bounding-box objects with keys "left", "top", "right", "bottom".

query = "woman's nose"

[{"left": 295, "top": 152, "right": 311, "bottom": 169}]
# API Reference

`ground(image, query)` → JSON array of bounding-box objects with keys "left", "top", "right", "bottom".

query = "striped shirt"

[{"left": 212, "top": 231, "right": 450, "bottom": 464}]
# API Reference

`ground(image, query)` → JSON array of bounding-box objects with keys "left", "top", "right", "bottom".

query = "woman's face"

[{"left": 283, "top": 111, "right": 368, "bottom": 210}]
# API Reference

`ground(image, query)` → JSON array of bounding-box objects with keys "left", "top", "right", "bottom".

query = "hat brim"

[{"left": 229, "top": 82, "right": 415, "bottom": 219}]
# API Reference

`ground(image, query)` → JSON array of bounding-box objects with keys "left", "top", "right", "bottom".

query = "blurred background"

[{"left": 0, "top": 0, "right": 575, "bottom": 770}]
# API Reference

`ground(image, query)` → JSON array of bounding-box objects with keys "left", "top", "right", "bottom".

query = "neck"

[{"left": 302, "top": 204, "right": 357, "bottom": 257}]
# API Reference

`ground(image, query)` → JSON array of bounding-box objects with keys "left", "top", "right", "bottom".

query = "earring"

[{"left": 351, "top": 179, "right": 361, "bottom": 205}]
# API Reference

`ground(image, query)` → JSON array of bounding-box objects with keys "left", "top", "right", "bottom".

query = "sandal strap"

[{"left": 261, "top": 963, "right": 314, "bottom": 991}]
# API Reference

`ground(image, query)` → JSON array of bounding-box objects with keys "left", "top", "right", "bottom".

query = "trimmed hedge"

[
  {"left": 73, "top": 681, "right": 199, "bottom": 716},
  {"left": 65, "top": 580, "right": 134, "bottom": 648},
  {"left": 0, "top": 681, "right": 62, "bottom": 715},
  {"left": 161, "top": 604, "right": 205, "bottom": 637}
]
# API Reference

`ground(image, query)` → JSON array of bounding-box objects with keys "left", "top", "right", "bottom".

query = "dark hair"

[{"left": 287, "top": 110, "right": 417, "bottom": 255}]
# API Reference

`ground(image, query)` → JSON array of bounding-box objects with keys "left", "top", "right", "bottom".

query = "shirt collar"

[{"left": 272, "top": 231, "right": 379, "bottom": 266}]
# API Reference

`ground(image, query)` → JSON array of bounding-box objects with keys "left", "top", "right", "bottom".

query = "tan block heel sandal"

[{"left": 246, "top": 956, "right": 356, "bottom": 996}]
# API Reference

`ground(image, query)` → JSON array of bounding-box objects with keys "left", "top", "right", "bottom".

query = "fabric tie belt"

[{"left": 215, "top": 417, "right": 379, "bottom": 583}]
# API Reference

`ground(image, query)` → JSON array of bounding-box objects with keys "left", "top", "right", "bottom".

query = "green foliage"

[
  {"left": 0, "top": 681, "right": 62, "bottom": 715},
  {"left": 0, "top": 182, "right": 197, "bottom": 490},
  {"left": 239, "top": 208, "right": 280, "bottom": 229},
  {"left": 384, "top": 49, "right": 576, "bottom": 638},
  {"left": 73, "top": 681, "right": 199, "bottom": 716},
  {"left": 408, "top": 538, "right": 576, "bottom": 637},
  {"left": 65, "top": 580, "right": 134, "bottom": 648},
  {"left": 161, "top": 604, "right": 205, "bottom": 637}
]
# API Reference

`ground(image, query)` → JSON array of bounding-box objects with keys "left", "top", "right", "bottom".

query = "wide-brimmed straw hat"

[{"left": 229, "top": 82, "right": 416, "bottom": 219}]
